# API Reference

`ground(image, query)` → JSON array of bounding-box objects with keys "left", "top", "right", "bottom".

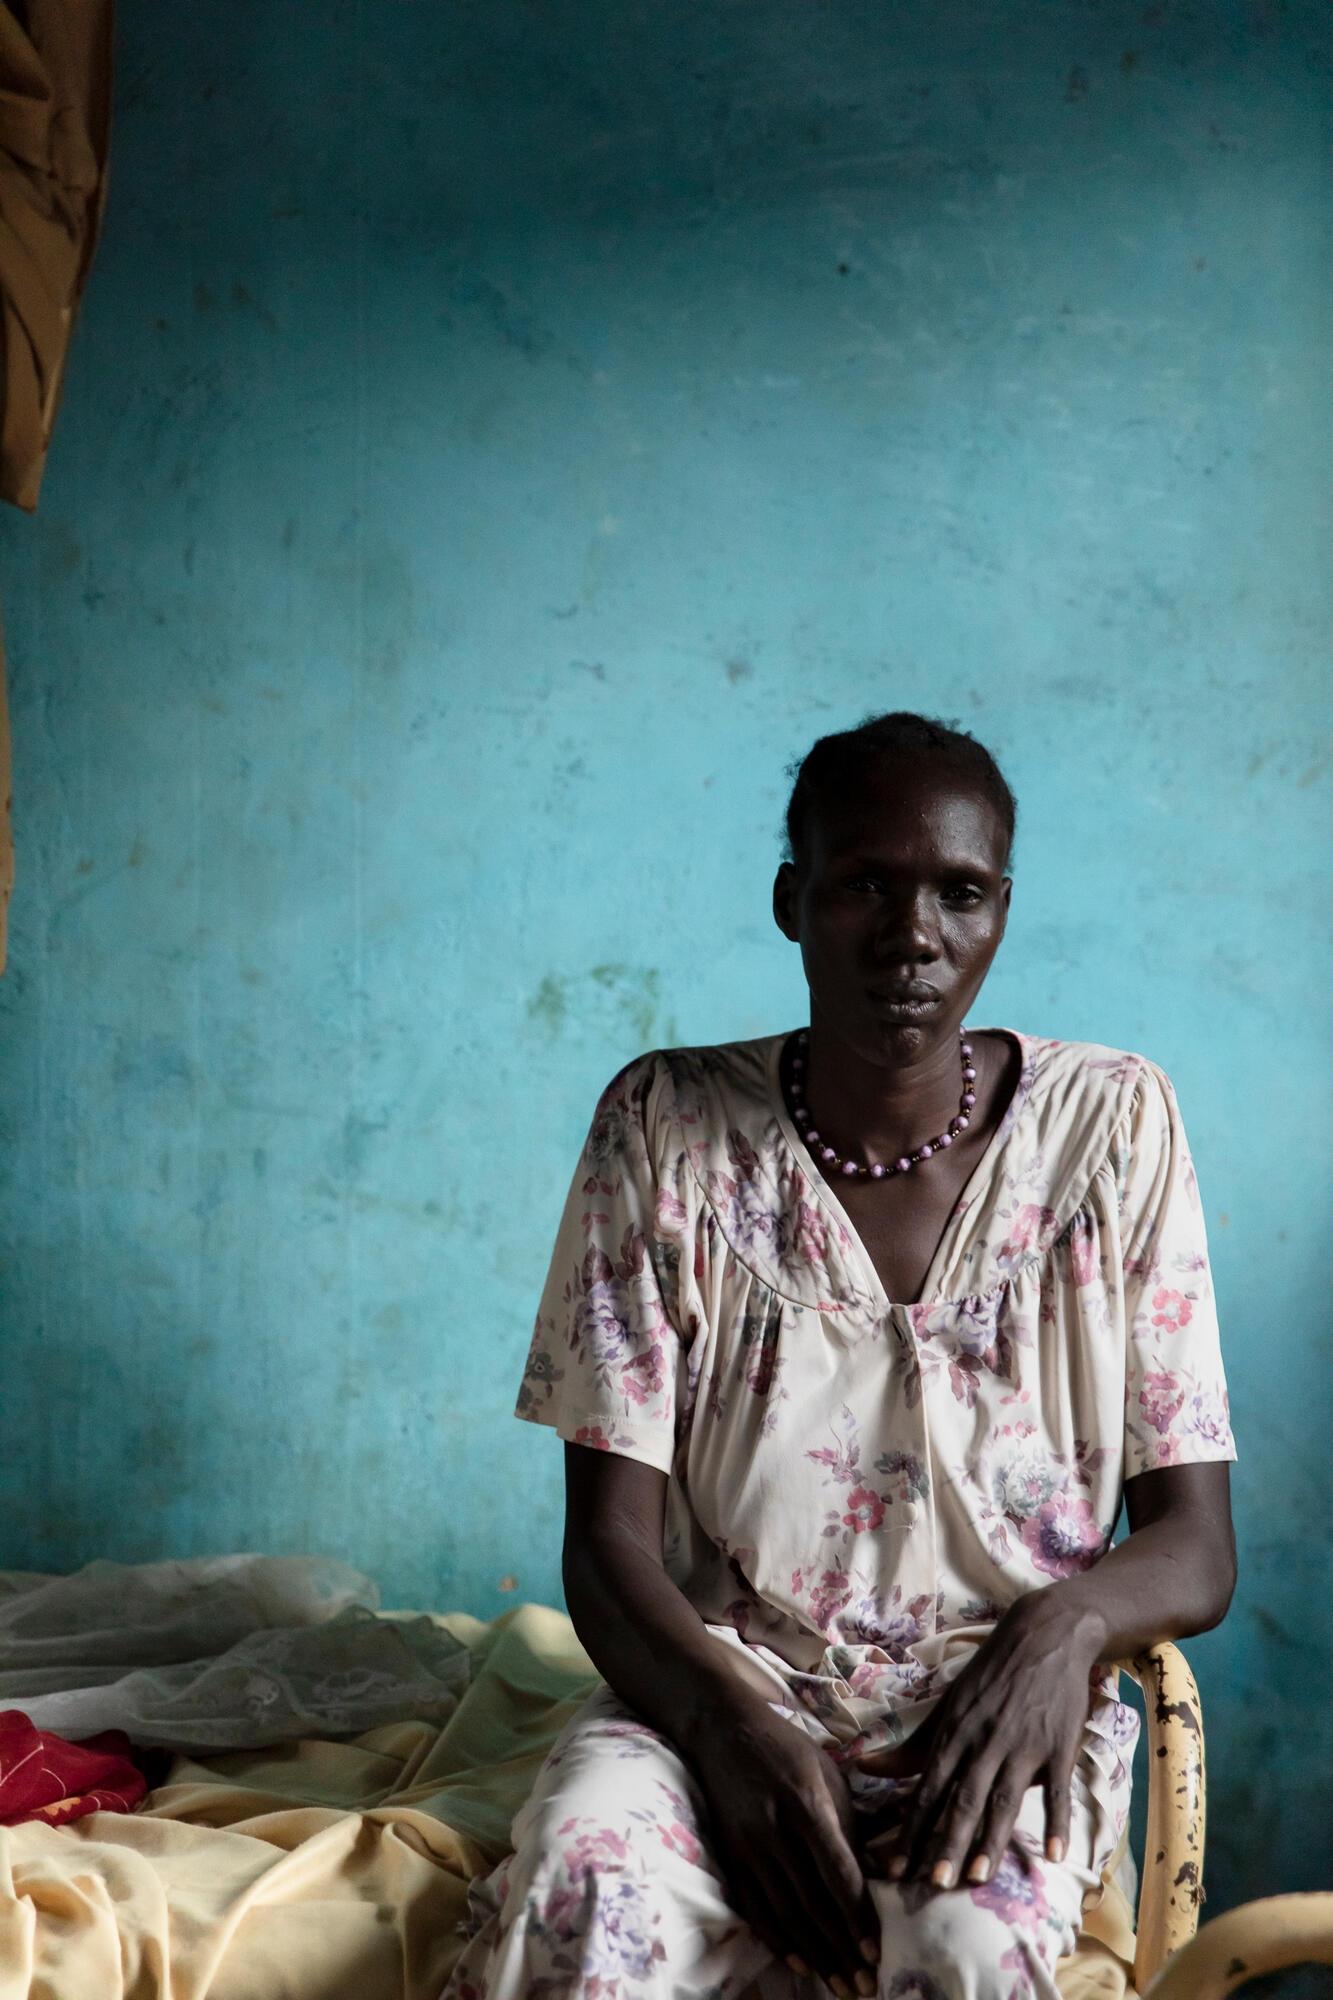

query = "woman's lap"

[{"left": 439, "top": 1679, "right": 1114, "bottom": 2000}]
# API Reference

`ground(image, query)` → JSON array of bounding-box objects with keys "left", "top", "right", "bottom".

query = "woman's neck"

[{"left": 801, "top": 1018, "right": 968, "bottom": 1167}]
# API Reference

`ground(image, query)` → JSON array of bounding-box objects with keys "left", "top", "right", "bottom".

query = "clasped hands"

[{"left": 694, "top": 1593, "right": 1106, "bottom": 2000}]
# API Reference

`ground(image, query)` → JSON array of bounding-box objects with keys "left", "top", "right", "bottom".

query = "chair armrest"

[
  {"left": 1117, "top": 1643, "right": 1206, "bottom": 1994},
  {"left": 1141, "top": 1893, "right": 1333, "bottom": 1999}
]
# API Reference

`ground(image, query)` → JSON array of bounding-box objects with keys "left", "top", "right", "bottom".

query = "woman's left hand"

[{"left": 866, "top": 1589, "right": 1106, "bottom": 1890}]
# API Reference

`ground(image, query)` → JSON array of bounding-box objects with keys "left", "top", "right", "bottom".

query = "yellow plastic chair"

[
  {"left": 1056, "top": 1647, "right": 1331, "bottom": 1997},
  {"left": 1141, "top": 1892, "right": 1333, "bottom": 1997},
  {"left": 1054, "top": 1644, "right": 1207, "bottom": 1998}
]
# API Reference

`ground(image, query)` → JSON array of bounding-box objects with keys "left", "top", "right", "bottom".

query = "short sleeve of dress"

[
  {"left": 1117, "top": 1058, "right": 1237, "bottom": 1478},
  {"left": 513, "top": 1053, "right": 697, "bottom": 1475}
]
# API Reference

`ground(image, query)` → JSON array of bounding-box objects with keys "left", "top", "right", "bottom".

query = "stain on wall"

[{"left": 0, "top": 0, "right": 1329, "bottom": 1916}]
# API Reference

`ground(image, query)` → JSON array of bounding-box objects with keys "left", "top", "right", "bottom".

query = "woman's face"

[{"left": 772, "top": 758, "right": 1012, "bottom": 1064}]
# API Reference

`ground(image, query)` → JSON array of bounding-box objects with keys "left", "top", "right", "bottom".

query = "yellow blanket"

[
  {"left": 0, "top": 1602, "right": 1134, "bottom": 1999},
  {"left": 0, "top": 1604, "right": 597, "bottom": 2000}
]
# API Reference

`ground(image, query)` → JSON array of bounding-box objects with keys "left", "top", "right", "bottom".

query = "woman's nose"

[{"left": 873, "top": 897, "right": 938, "bottom": 959}]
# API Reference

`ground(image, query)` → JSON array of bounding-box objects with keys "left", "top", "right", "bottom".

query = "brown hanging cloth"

[{"left": 0, "top": 0, "right": 113, "bottom": 972}]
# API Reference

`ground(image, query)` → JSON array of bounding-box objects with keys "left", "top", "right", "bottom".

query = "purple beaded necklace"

[{"left": 785, "top": 1027, "right": 977, "bottom": 1180}]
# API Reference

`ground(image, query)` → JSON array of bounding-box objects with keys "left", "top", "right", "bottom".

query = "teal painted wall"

[{"left": 1, "top": 0, "right": 1328, "bottom": 1915}]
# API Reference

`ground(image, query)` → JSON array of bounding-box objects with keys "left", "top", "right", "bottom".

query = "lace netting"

[{"left": 0, "top": 1553, "right": 470, "bottom": 1750}]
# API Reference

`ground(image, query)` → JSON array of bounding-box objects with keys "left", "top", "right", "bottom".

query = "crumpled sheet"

[
  {"left": 0, "top": 1554, "right": 470, "bottom": 1749},
  {"left": 0, "top": 1600, "right": 600, "bottom": 2000}
]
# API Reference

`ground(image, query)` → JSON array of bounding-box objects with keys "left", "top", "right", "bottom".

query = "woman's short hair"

[{"left": 783, "top": 711, "right": 1017, "bottom": 870}]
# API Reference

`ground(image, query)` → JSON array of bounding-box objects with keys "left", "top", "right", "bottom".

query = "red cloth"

[{"left": 0, "top": 1709, "right": 147, "bottom": 1828}]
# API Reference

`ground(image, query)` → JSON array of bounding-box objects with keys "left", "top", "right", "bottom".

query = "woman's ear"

[{"left": 773, "top": 861, "right": 799, "bottom": 943}]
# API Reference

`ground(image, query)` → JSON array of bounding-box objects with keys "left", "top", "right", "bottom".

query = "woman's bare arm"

[
  {"left": 561, "top": 1440, "right": 769, "bottom": 1746},
  {"left": 561, "top": 1441, "right": 881, "bottom": 1998},
  {"left": 1043, "top": 1458, "right": 1237, "bottom": 1657}
]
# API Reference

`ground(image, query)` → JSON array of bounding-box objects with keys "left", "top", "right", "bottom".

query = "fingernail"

[
  {"left": 1046, "top": 1837, "right": 1066, "bottom": 1864},
  {"left": 859, "top": 1937, "right": 880, "bottom": 1964},
  {"left": 887, "top": 1854, "right": 908, "bottom": 1878},
  {"left": 786, "top": 1956, "right": 810, "bottom": 1977},
  {"left": 855, "top": 1972, "right": 876, "bottom": 1996},
  {"left": 967, "top": 1856, "right": 991, "bottom": 1883},
  {"left": 930, "top": 1860, "right": 955, "bottom": 1889},
  {"left": 830, "top": 1979, "right": 852, "bottom": 1999}
]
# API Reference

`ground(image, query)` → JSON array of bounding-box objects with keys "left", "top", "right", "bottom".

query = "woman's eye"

[{"left": 841, "top": 878, "right": 984, "bottom": 901}]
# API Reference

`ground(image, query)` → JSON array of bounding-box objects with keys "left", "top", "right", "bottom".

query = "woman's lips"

[{"left": 868, "top": 993, "right": 941, "bottom": 1020}]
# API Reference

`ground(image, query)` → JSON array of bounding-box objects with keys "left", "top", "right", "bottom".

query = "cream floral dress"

[{"left": 452, "top": 1028, "right": 1236, "bottom": 2000}]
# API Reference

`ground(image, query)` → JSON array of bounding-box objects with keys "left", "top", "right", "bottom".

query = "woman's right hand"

[{"left": 687, "top": 1695, "right": 880, "bottom": 1998}]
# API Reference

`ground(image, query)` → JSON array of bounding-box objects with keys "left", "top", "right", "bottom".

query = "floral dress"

[{"left": 442, "top": 1028, "right": 1236, "bottom": 2000}]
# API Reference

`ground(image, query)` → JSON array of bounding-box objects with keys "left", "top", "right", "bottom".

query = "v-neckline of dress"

[{"left": 764, "top": 1024, "right": 1034, "bottom": 1315}]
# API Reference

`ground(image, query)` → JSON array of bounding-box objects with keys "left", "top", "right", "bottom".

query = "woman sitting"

[{"left": 444, "top": 710, "right": 1237, "bottom": 2000}]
